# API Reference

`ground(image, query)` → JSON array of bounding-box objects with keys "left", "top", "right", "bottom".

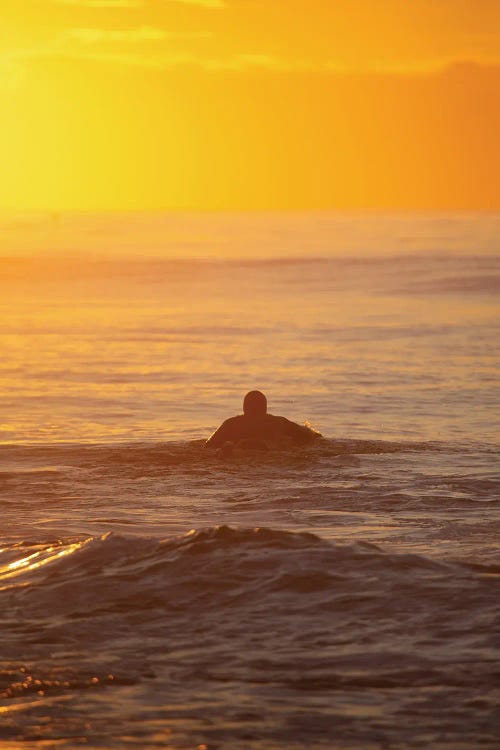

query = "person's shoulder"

[
  {"left": 205, "top": 414, "right": 243, "bottom": 447},
  {"left": 268, "top": 414, "right": 302, "bottom": 433},
  {"left": 269, "top": 414, "right": 296, "bottom": 427},
  {"left": 217, "top": 414, "right": 246, "bottom": 434},
  {"left": 222, "top": 414, "right": 244, "bottom": 427},
  {"left": 273, "top": 414, "right": 322, "bottom": 441}
]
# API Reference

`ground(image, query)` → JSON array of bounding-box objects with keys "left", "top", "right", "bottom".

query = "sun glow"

[{"left": 0, "top": 0, "right": 499, "bottom": 211}]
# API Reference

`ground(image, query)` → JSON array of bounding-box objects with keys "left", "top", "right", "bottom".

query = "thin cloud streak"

[
  {"left": 53, "top": 0, "right": 226, "bottom": 7},
  {"left": 326, "top": 55, "right": 500, "bottom": 75},
  {"left": 64, "top": 26, "right": 212, "bottom": 43},
  {"left": 10, "top": 42, "right": 497, "bottom": 76},
  {"left": 54, "top": 1, "right": 142, "bottom": 7},
  {"left": 172, "top": 0, "right": 225, "bottom": 6}
]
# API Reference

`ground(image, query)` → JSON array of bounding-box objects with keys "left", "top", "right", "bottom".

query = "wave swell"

[
  {"left": 2, "top": 526, "right": 495, "bottom": 622},
  {"left": 1, "top": 525, "right": 498, "bottom": 733}
]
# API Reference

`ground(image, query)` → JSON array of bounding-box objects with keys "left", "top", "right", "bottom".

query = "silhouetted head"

[{"left": 243, "top": 390, "right": 267, "bottom": 417}]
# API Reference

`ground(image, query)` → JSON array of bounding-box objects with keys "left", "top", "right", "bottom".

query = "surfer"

[{"left": 205, "top": 390, "right": 321, "bottom": 450}]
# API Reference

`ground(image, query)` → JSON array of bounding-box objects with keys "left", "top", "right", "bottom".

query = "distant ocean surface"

[{"left": 1, "top": 212, "right": 499, "bottom": 749}]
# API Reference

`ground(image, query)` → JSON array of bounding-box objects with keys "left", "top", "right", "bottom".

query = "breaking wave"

[
  {"left": 2, "top": 525, "right": 497, "bottom": 628},
  {"left": 1, "top": 528, "right": 498, "bottom": 744}
]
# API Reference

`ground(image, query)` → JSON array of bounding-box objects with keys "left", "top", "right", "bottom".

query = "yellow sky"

[{"left": 1, "top": 0, "right": 499, "bottom": 210}]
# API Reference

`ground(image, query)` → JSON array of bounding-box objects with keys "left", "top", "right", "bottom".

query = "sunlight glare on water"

[{"left": 1, "top": 213, "right": 499, "bottom": 445}]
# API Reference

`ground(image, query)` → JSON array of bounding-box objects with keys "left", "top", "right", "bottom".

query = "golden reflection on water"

[
  {"left": 0, "top": 702, "right": 33, "bottom": 715},
  {"left": 0, "top": 540, "right": 87, "bottom": 583}
]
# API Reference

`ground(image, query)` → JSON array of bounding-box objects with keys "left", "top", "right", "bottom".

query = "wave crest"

[{"left": 1, "top": 526, "right": 473, "bottom": 623}]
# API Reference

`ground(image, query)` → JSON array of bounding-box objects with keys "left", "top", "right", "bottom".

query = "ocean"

[{"left": 1, "top": 212, "right": 499, "bottom": 749}]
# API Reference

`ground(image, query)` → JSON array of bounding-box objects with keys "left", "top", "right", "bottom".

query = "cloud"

[
  {"left": 54, "top": 1, "right": 142, "bottom": 7},
  {"left": 6, "top": 42, "right": 291, "bottom": 72},
  {"left": 63, "top": 26, "right": 212, "bottom": 43},
  {"left": 53, "top": 0, "right": 226, "bottom": 7},
  {"left": 170, "top": 0, "right": 225, "bottom": 6},
  {"left": 326, "top": 55, "right": 500, "bottom": 76},
  {"left": 58, "top": 50, "right": 197, "bottom": 68},
  {"left": 67, "top": 27, "right": 167, "bottom": 43},
  {"left": 202, "top": 54, "right": 315, "bottom": 72},
  {"left": 4, "top": 20, "right": 214, "bottom": 72}
]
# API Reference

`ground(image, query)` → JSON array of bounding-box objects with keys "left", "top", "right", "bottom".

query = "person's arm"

[{"left": 205, "top": 418, "right": 235, "bottom": 448}]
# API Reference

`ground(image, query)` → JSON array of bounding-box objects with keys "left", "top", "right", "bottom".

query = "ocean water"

[{"left": 0, "top": 212, "right": 499, "bottom": 749}]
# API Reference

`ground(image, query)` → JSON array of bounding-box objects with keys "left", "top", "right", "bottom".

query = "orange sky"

[{"left": 1, "top": 0, "right": 499, "bottom": 210}]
